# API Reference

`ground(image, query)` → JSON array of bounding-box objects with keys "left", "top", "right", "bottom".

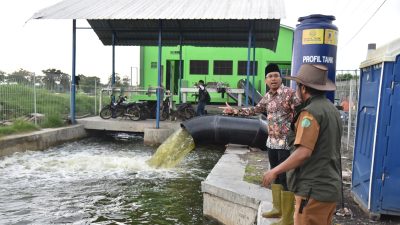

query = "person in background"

[
  {"left": 340, "top": 96, "right": 349, "bottom": 112},
  {"left": 196, "top": 80, "right": 210, "bottom": 116},
  {"left": 75, "top": 75, "right": 80, "bottom": 90},
  {"left": 263, "top": 64, "right": 343, "bottom": 225},
  {"left": 221, "top": 63, "right": 300, "bottom": 221}
]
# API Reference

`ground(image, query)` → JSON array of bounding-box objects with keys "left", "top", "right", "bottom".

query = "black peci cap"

[{"left": 265, "top": 63, "right": 280, "bottom": 75}]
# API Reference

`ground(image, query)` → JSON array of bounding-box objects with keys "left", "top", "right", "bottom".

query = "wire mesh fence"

[
  {"left": 335, "top": 70, "right": 360, "bottom": 156},
  {"left": 0, "top": 72, "right": 102, "bottom": 127}
]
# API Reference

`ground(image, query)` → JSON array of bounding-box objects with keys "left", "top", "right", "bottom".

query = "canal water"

[{"left": 0, "top": 135, "right": 224, "bottom": 225}]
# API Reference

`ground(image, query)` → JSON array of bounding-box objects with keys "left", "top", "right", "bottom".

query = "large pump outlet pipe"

[
  {"left": 181, "top": 115, "right": 268, "bottom": 150},
  {"left": 291, "top": 14, "right": 338, "bottom": 102}
]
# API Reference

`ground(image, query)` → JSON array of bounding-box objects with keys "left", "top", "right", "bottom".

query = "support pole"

[
  {"left": 130, "top": 66, "right": 133, "bottom": 86},
  {"left": 33, "top": 72, "right": 37, "bottom": 125},
  {"left": 252, "top": 37, "right": 256, "bottom": 106},
  {"left": 94, "top": 78, "right": 97, "bottom": 115},
  {"left": 156, "top": 20, "right": 163, "bottom": 129},
  {"left": 112, "top": 33, "right": 116, "bottom": 86},
  {"left": 245, "top": 22, "right": 253, "bottom": 107},
  {"left": 70, "top": 19, "right": 77, "bottom": 124},
  {"left": 111, "top": 32, "right": 116, "bottom": 103},
  {"left": 179, "top": 35, "right": 183, "bottom": 103}
]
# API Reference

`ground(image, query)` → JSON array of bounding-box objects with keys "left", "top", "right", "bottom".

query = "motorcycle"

[
  {"left": 164, "top": 96, "right": 196, "bottom": 121},
  {"left": 99, "top": 95, "right": 141, "bottom": 121},
  {"left": 134, "top": 100, "right": 167, "bottom": 121},
  {"left": 135, "top": 96, "right": 195, "bottom": 121},
  {"left": 171, "top": 102, "right": 196, "bottom": 121}
]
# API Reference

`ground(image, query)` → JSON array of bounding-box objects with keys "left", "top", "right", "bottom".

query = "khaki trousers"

[{"left": 294, "top": 195, "right": 336, "bottom": 225}]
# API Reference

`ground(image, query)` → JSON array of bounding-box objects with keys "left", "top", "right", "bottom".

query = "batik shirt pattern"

[{"left": 241, "top": 85, "right": 300, "bottom": 150}]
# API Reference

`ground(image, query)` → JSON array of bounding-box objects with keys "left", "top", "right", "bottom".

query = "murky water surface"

[{"left": 0, "top": 135, "right": 223, "bottom": 225}]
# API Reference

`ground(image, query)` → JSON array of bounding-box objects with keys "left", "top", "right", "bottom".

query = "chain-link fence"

[
  {"left": 0, "top": 72, "right": 101, "bottom": 127},
  {"left": 335, "top": 70, "right": 359, "bottom": 156}
]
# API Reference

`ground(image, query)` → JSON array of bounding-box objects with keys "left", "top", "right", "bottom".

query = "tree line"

[{"left": 0, "top": 68, "right": 132, "bottom": 93}]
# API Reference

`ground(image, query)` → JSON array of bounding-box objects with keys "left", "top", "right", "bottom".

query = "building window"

[
  {"left": 190, "top": 60, "right": 209, "bottom": 75},
  {"left": 213, "top": 60, "right": 233, "bottom": 75},
  {"left": 238, "top": 61, "right": 258, "bottom": 75},
  {"left": 279, "top": 66, "right": 291, "bottom": 86}
]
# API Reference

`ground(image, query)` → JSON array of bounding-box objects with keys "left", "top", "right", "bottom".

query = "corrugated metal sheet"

[
  {"left": 32, "top": 0, "right": 285, "bottom": 20},
  {"left": 31, "top": 0, "right": 285, "bottom": 49}
]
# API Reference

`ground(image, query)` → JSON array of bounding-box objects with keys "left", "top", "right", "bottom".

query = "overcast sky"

[{"left": 0, "top": 0, "right": 399, "bottom": 84}]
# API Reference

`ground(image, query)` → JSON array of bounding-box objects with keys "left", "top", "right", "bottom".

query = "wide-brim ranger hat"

[{"left": 284, "top": 64, "right": 336, "bottom": 91}]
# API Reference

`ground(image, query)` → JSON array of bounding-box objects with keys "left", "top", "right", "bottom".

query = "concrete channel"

[
  {"left": 0, "top": 124, "right": 87, "bottom": 157},
  {"left": 0, "top": 117, "right": 275, "bottom": 225},
  {"left": 203, "top": 144, "right": 277, "bottom": 225}
]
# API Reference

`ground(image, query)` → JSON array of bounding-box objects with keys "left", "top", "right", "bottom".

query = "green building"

[{"left": 134, "top": 25, "right": 294, "bottom": 104}]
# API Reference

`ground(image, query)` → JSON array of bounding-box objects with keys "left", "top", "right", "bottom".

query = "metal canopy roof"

[{"left": 31, "top": 0, "right": 285, "bottom": 49}]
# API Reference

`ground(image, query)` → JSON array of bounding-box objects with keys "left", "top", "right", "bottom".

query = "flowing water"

[
  {"left": 0, "top": 134, "right": 223, "bottom": 225},
  {"left": 147, "top": 128, "right": 195, "bottom": 168}
]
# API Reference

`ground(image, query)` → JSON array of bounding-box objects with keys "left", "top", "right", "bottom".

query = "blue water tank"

[
  {"left": 291, "top": 14, "right": 338, "bottom": 102},
  {"left": 352, "top": 37, "right": 400, "bottom": 219}
]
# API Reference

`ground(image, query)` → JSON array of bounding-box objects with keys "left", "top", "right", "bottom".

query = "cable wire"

[{"left": 344, "top": 0, "right": 388, "bottom": 47}]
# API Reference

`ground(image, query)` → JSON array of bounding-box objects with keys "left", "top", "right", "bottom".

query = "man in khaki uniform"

[{"left": 263, "top": 64, "right": 343, "bottom": 225}]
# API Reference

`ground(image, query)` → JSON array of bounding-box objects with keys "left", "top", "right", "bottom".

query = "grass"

[
  {"left": 41, "top": 114, "right": 65, "bottom": 128},
  {"left": 242, "top": 152, "right": 268, "bottom": 186},
  {"left": 0, "top": 119, "right": 39, "bottom": 138},
  {"left": 244, "top": 165, "right": 263, "bottom": 185}
]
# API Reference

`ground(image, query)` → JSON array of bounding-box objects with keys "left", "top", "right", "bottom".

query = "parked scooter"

[
  {"left": 99, "top": 95, "right": 141, "bottom": 121},
  {"left": 135, "top": 96, "right": 195, "bottom": 121},
  {"left": 135, "top": 101, "right": 168, "bottom": 121},
  {"left": 163, "top": 96, "right": 196, "bottom": 121},
  {"left": 170, "top": 102, "right": 195, "bottom": 121}
]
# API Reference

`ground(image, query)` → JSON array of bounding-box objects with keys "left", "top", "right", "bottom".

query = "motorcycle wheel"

[
  {"left": 100, "top": 107, "right": 112, "bottom": 119},
  {"left": 127, "top": 106, "right": 141, "bottom": 121},
  {"left": 159, "top": 109, "right": 169, "bottom": 121},
  {"left": 182, "top": 107, "right": 195, "bottom": 120}
]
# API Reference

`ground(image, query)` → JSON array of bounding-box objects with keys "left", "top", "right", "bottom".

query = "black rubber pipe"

[{"left": 181, "top": 115, "right": 268, "bottom": 150}]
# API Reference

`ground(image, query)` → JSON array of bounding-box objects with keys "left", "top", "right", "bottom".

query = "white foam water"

[{"left": 0, "top": 136, "right": 223, "bottom": 224}]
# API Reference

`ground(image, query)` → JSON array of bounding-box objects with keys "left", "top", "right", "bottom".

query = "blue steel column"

[
  {"left": 70, "top": 19, "right": 76, "bottom": 124},
  {"left": 252, "top": 37, "right": 256, "bottom": 106},
  {"left": 156, "top": 20, "right": 163, "bottom": 128},
  {"left": 112, "top": 33, "right": 116, "bottom": 85},
  {"left": 111, "top": 32, "right": 116, "bottom": 103},
  {"left": 245, "top": 23, "right": 253, "bottom": 107},
  {"left": 179, "top": 35, "right": 183, "bottom": 103}
]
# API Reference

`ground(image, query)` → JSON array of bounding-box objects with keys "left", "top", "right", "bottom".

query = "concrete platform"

[
  {"left": 77, "top": 116, "right": 182, "bottom": 146},
  {"left": 77, "top": 116, "right": 181, "bottom": 132},
  {"left": 202, "top": 145, "right": 277, "bottom": 225}
]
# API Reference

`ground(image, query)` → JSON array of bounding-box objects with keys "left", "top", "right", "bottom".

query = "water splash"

[
  {"left": 0, "top": 137, "right": 222, "bottom": 224},
  {"left": 147, "top": 128, "right": 195, "bottom": 168}
]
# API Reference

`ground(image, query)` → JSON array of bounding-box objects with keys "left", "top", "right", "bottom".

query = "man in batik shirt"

[
  {"left": 222, "top": 63, "right": 300, "bottom": 220},
  {"left": 223, "top": 63, "right": 300, "bottom": 190}
]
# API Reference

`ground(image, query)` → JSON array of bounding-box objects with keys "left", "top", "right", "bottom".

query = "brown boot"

[
  {"left": 271, "top": 191, "right": 294, "bottom": 225},
  {"left": 262, "top": 184, "right": 283, "bottom": 218}
]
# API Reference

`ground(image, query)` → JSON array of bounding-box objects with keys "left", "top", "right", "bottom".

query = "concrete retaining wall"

[
  {"left": 202, "top": 145, "right": 274, "bottom": 225},
  {"left": 0, "top": 125, "right": 87, "bottom": 157},
  {"left": 143, "top": 128, "right": 176, "bottom": 146},
  {"left": 77, "top": 117, "right": 181, "bottom": 146}
]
